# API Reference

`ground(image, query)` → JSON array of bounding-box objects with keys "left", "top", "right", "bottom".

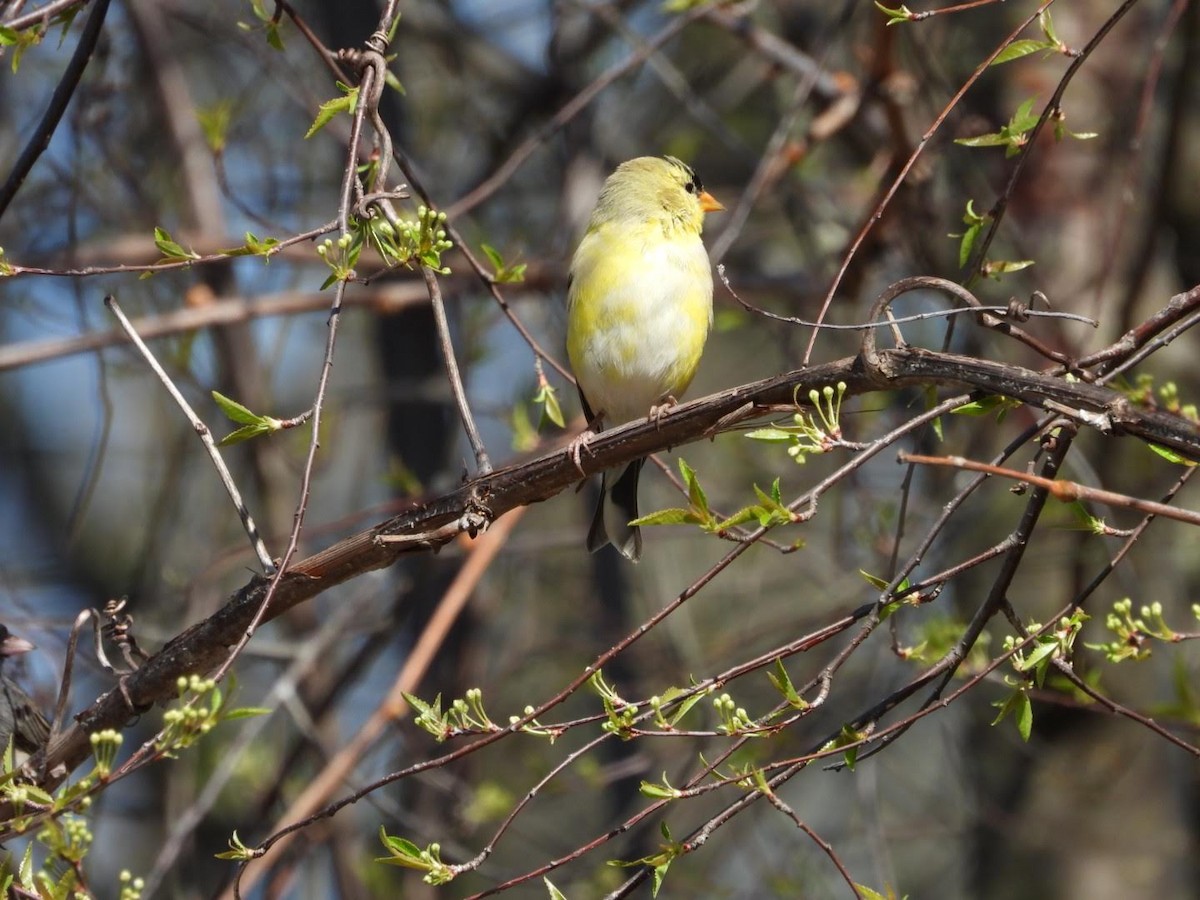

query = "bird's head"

[{"left": 592, "top": 156, "right": 723, "bottom": 235}]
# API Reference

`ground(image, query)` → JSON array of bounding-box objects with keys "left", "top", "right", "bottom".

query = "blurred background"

[{"left": 1, "top": 0, "right": 1199, "bottom": 897}]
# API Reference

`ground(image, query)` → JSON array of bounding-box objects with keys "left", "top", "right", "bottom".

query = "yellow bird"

[{"left": 566, "top": 156, "right": 723, "bottom": 561}]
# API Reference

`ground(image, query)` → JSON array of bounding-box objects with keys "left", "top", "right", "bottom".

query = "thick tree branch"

[{"left": 20, "top": 343, "right": 1200, "bottom": 803}]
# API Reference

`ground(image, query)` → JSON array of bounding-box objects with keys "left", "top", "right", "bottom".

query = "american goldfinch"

[
  {"left": 566, "top": 156, "right": 723, "bottom": 561},
  {"left": 0, "top": 625, "right": 51, "bottom": 756}
]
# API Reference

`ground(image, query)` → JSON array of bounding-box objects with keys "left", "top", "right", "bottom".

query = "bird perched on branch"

[
  {"left": 0, "top": 625, "right": 51, "bottom": 758},
  {"left": 566, "top": 156, "right": 723, "bottom": 561}
]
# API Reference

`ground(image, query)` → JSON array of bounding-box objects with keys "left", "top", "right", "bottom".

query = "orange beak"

[{"left": 699, "top": 190, "right": 724, "bottom": 213}]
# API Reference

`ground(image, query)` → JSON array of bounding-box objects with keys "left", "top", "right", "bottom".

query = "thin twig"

[
  {"left": 0, "top": 0, "right": 112, "bottom": 218},
  {"left": 720, "top": 266, "right": 1098, "bottom": 330},
  {"left": 1, "top": 0, "right": 87, "bottom": 32},
  {"left": 104, "top": 296, "right": 275, "bottom": 574},
  {"left": 761, "top": 792, "right": 862, "bottom": 898},
  {"left": 37, "top": 608, "right": 94, "bottom": 780},
  {"left": 900, "top": 451, "right": 1200, "bottom": 527},
  {"left": 422, "top": 265, "right": 492, "bottom": 475}
]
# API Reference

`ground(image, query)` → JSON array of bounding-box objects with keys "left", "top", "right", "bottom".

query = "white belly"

[{"left": 569, "top": 233, "right": 712, "bottom": 426}]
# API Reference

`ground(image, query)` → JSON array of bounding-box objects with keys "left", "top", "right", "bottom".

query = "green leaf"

[
  {"left": 679, "top": 458, "right": 708, "bottom": 515},
  {"left": 768, "top": 658, "right": 807, "bottom": 708},
  {"left": 737, "top": 480, "right": 795, "bottom": 527},
  {"left": 992, "top": 689, "right": 1033, "bottom": 741},
  {"left": 955, "top": 97, "right": 1042, "bottom": 157},
  {"left": 53, "top": 7, "right": 79, "bottom": 46},
  {"left": 752, "top": 481, "right": 778, "bottom": 509},
  {"left": 544, "top": 878, "right": 569, "bottom": 900},
  {"left": 713, "top": 505, "right": 761, "bottom": 530},
  {"left": 533, "top": 383, "right": 564, "bottom": 429},
  {"left": 197, "top": 101, "right": 233, "bottom": 154},
  {"left": 244, "top": 0, "right": 285, "bottom": 47},
  {"left": 991, "top": 39, "right": 1053, "bottom": 66},
  {"left": 1039, "top": 9, "right": 1060, "bottom": 46},
  {"left": 402, "top": 692, "right": 438, "bottom": 718},
  {"left": 510, "top": 402, "right": 537, "bottom": 452},
  {"left": 958, "top": 219, "right": 982, "bottom": 268},
  {"left": 220, "top": 231, "right": 281, "bottom": 258},
  {"left": 951, "top": 395, "right": 1014, "bottom": 417},
  {"left": 1066, "top": 501, "right": 1104, "bottom": 534},
  {"left": 639, "top": 780, "right": 681, "bottom": 800},
  {"left": 858, "top": 569, "right": 889, "bottom": 591},
  {"left": 954, "top": 133, "right": 1011, "bottom": 149},
  {"left": 632, "top": 508, "right": 698, "bottom": 527},
  {"left": 375, "top": 828, "right": 429, "bottom": 870},
  {"left": 1148, "top": 443, "right": 1194, "bottom": 466},
  {"left": 1012, "top": 96, "right": 1039, "bottom": 130},
  {"left": 0, "top": 23, "right": 40, "bottom": 73},
  {"left": 768, "top": 478, "right": 784, "bottom": 504},
  {"left": 652, "top": 858, "right": 671, "bottom": 897},
  {"left": 223, "top": 422, "right": 274, "bottom": 448},
  {"left": 663, "top": 691, "right": 707, "bottom": 727},
  {"left": 153, "top": 226, "right": 200, "bottom": 261},
  {"left": 480, "top": 243, "right": 503, "bottom": 270},
  {"left": 984, "top": 259, "right": 1035, "bottom": 278},
  {"left": 954, "top": 199, "right": 991, "bottom": 269},
  {"left": 223, "top": 706, "right": 272, "bottom": 720},
  {"left": 1015, "top": 692, "right": 1033, "bottom": 740},
  {"left": 842, "top": 744, "right": 857, "bottom": 770},
  {"left": 305, "top": 83, "right": 359, "bottom": 139},
  {"left": 477, "top": 240, "right": 529, "bottom": 282},
  {"left": 873, "top": 2, "right": 914, "bottom": 24},
  {"left": 18, "top": 841, "right": 33, "bottom": 884},
  {"left": 211, "top": 390, "right": 259, "bottom": 424},
  {"left": 745, "top": 427, "right": 794, "bottom": 442},
  {"left": 219, "top": 422, "right": 261, "bottom": 448},
  {"left": 1014, "top": 639, "right": 1058, "bottom": 672}
]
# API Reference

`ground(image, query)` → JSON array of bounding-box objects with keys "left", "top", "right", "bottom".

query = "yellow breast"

[{"left": 566, "top": 220, "right": 713, "bottom": 426}]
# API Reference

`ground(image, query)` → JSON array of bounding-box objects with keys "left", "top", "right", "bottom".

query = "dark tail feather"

[
  {"left": 586, "top": 482, "right": 609, "bottom": 555},
  {"left": 587, "top": 459, "right": 643, "bottom": 562}
]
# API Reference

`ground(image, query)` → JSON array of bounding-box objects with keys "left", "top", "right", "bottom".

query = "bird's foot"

[
  {"left": 566, "top": 429, "right": 597, "bottom": 477},
  {"left": 648, "top": 396, "right": 678, "bottom": 427}
]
